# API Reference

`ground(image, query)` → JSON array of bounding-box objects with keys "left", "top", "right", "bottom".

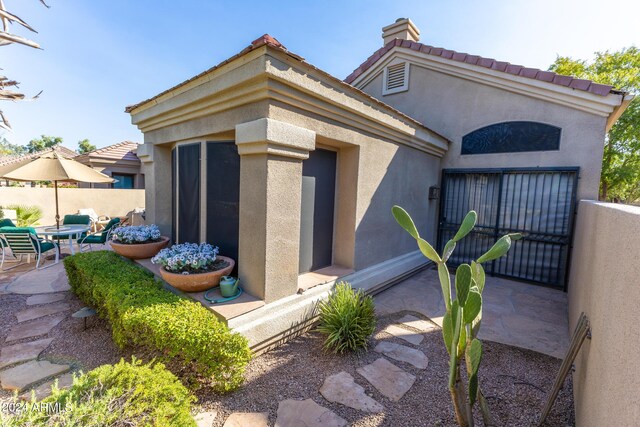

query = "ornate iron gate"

[{"left": 437, "top": 168, "right": 579, "bottom": 289}]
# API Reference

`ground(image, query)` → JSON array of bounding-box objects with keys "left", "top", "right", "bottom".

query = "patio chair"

[
  {"left": 78, "top": 208, "right": 111, "bottom": 232},
  {"left": 54, "top": 214, "right": 92, "bottom": 243},
  {"left": 78, "top": 217, "right": 120, "bottom": 252},
  {"left": 0, "top": 227, "right": 60, "bottom": 270},
  {"left": 0, "top": 219, "right": 17, "bottom": 262},
  {"left": 0, "top": 218, "right": 16, "bottom": 228}
]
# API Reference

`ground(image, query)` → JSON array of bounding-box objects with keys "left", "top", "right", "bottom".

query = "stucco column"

[
  {"left": 137, "top": 142, "right": 172, "bottom": 237},
  {"left": 236, "top": 118, "right": 315, "bottom": 303}
]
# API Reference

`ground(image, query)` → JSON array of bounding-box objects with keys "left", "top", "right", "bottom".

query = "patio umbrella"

[{"left": 0, "top": 150, "right": 115, "bottom": 229}]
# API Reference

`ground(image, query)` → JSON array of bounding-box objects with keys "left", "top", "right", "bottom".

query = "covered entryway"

[
  {"left": 205, "top": 142, "right": 240, "bottom": 263},
  {"left": 299, "top": 148, "right": 337, "bottom": 273},
  {"left": 171, "top": 143, "right": 201, "bottom": 244},
  {"left": 437, "top": 167, "right": 578, "bottom": 289}
]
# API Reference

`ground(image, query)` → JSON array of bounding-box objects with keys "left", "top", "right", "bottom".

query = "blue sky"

[{"left": 2, "top": 0, "right": 639, "bottom": 150}]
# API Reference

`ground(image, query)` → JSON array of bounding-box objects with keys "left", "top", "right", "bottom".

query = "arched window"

[{"left": 461, "top": 121, "right": 561, "bottom": 155}]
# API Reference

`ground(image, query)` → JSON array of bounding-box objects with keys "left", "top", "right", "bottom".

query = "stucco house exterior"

[
  {"left": 126, "top": 20, "right": 631, "bottom": 351},
  {"left": 75, "top": 141, "right": 144, "bottom": 189}
]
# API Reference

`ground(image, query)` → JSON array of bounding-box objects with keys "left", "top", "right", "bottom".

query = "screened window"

[{"left": 461, "top": 121, "right": 561, "bottom": 155}]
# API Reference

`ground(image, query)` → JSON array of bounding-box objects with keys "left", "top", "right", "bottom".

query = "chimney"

[{"left": 382, "top": 18, "right": 420, "bottom": 45}]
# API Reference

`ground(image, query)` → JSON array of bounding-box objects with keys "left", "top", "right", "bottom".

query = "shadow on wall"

[{"left": 354, "top": 143, "right": 441, "bottom": 270}]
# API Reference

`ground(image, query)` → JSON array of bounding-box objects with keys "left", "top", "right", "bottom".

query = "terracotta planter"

[
  {"left": 110, "top": 236, "right": 170, "bottom": 260},
  {"left": 159, "top": 256, "right": 235, "bottom": 292}
]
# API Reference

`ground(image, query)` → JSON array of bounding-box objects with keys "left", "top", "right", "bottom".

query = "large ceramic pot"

[
  {"left": 110, "top": 236, "right": 170, "bottom": 260},
  {"left": 159, "top": 256, "right": 235, "bottom": 292}
]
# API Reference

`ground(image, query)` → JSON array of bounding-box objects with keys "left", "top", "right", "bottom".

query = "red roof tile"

[
  {"left": 344, "top": 39, "right": 619, "bottom": 96},
  {"left": 124, "top": 35, "right": 449, "bottom": 142},
  {"left": 125, "top": 34, "right": 294, "bottom": 113},
  {"left": 75, "top": 141, "right": 140, "bottom": 163}
]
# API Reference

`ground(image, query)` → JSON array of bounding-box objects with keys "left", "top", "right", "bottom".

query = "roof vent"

[
  {"left": 383, "top": 61, "right": 409, "bottom": 95},
  {"left": 382, "top": 18, "right": 420, "bottom": 45}
]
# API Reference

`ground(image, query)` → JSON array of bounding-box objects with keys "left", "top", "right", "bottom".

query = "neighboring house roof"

[
  {"left": 75, "top": 141, "right": 140, "bottom": 164},
  {"left": 0, "top": 144, "right": 77, "bottom": 167},
  {"left": 124, "top": 35, "right": 450, "bottom": 144},
  {"left": 345, "top": 39, "right": 622, "bottom": 97}
]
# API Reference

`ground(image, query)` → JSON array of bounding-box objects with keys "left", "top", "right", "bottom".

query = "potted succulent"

[
  {"left": 151, "top": 242, "right": 234, "bottom": 292},
  {"left": 109, "top": 224, "right": 169, "bottom": 259}
]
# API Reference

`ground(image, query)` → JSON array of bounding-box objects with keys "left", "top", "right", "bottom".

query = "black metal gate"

[{"left": 437, "top": 167, "right": 579, "bottom": 289}]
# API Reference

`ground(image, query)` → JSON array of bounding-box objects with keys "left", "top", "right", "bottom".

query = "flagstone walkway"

[
  {"left": 194, "top": 313, "right": 434, "bottom": 427},
  {"left": 375, "top": 267, "right": 570, "bottom": 358},
  {"left": 0, "top": 261, "right": 75, "bottom": 401}
]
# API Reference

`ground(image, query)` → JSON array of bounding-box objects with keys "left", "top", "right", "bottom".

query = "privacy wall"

[{"left": 568, "top": 201, "right": 640, "bottom": 426}]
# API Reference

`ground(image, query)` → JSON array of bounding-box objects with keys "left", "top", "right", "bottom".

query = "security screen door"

[
  {"left": 437, "top": 168, "right": 578, "bottom": 289},
  {"left": 171, "top": 143, "right": 201, "bottom": 244},
  {"left": 299, "top": 148, "right": 337, "bottom": 273}
]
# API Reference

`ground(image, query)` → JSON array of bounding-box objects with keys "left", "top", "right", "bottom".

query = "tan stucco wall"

[
  {"left": 568, "top": 200, "right": 640, "bottom": 426},
  {"left": 0, "top": 187, "right": 145, "bottom": 225},
  {"left": 360, "top": 65, "right": 609, "bottom": 200},
  {"left": 129, "top": 48, "right": 446, "bottom": 304},
  {"left": 267, "top": 104, "right": 442, "bottom": 271}
]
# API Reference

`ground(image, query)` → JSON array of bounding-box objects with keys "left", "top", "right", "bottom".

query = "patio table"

[{"left": 35, "top": 224, "right": 91, "bottom": 255}]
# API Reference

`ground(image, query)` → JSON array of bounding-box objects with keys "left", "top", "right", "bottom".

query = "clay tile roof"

[
  {"left": 344, "top": 39, "right": 620, "bottom": 97},
  {"left": 124, "top": 34, "right": 449, "bottom": 143},
  {"left": 0, "top": 145, "right": 77, "bottom": 167},
  {"left": 74, "top": 141, "right": 140, "bottom": 163},
  {"left": 125, "top": 34, "right": 296, "bottom": 113}
]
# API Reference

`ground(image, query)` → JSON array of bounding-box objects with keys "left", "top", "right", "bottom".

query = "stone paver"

[
  {"left": 26, "top": 293, "right": 67, "bottom": 306},
  {"left": 6, "top": 267, "right": 65, "bottom": 295},
  {"left": 275, "top": 399, "right": 347, "bottom": 427},
  {"left": 15, "top": 302, "right": 70, "bottom": 323},
  {"left": 356, "top": 358, "right": 416, "bottom": 402},
  {"left": 397, "top": 314, "right": 436, "bottom": 333},
  {"left": 383, "top": 324, "right": 424, "bottom": 345},
  {"left": 51, "top": 274, "right": 71, "bottom": 292},
  {"left": 374, "top": 268, "right": 569, "bottom": 357},
  {"left": 194, "top": 411, "right": 218, "bottom": 427},
  {"left": 223, "top": 412, "right": 268, "bottom": 427},
  {"left": 5, "top": 314, "right": 66, "bottom": 343},
  {"left": 374, "top": 341, "right": 428, "bottom": 369},
  {"left": 0, "top": 360, "right": 70, "bottom": 392},
  {"left": 320, "top": 371, "right": 383, "bottom": 413},
  {"left": 0, "top": 338, "right": 53, "bottom": 369},
  {"left": 19, "top": 373, "right": 74, "bottom": 401}
]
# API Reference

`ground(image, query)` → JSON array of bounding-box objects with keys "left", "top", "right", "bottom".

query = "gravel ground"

[
  {"left": 196, "top": 311, "right": 575, "bottom": 427},
  {"left": 0, "top": 289, "right": 126, "bottom": 404},
  {"left": 0, "top": 283, "right": 574, "bottom": 426}
]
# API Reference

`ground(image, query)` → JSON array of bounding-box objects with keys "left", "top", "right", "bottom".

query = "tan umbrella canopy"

[{"left": 0, "top": 150, "right": 115, "bottom": 228}]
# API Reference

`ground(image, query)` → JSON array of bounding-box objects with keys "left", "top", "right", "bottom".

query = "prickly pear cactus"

[{"left": 392, "top": 206, "right": 521, "bottom": 427}]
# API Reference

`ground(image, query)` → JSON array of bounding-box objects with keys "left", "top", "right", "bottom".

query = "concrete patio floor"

[{"left": 375, "top": 266, "right": 570, "bottom": 358}]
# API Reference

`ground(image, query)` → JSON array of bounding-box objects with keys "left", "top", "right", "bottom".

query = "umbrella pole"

[{"left": 55, "top": 180, "right": 60, "bottom": 229}]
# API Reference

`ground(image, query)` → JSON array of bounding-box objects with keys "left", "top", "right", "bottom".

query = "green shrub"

[
  {"left": 317, "top": 281, "right": 376, "bottom": 353},
  {"left": 64, "top": 251, "right": 251, "bottom": 392},
  {"left": 6, "top": 204, "right": 42, "bottom": 227},
  {"left": 3, "top": 358, "right": 196, "bottom": 427}
]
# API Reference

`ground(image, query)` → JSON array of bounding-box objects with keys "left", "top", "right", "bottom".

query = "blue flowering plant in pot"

[
  {"left": 151, "top": 243, "right": 234, "bottom": 292},
  {"left": 109, "top": 224, "right": 169, "bottom": 260}
]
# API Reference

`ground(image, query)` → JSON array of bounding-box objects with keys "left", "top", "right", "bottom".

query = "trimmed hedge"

[
  {"left": 4, "top": 358, "right": 196, "bottom": 426},
  {"left": 64, "top": 251, "right": 251, "bottom": 392}
]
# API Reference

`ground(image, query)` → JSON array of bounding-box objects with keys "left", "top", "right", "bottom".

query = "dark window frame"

[{"left": 461, "top": 121, "right": 562, "bottom": 155}]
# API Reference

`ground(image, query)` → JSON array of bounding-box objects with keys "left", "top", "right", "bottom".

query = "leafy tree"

[
  {"left": 550, "top": 46, "right": 640, "bottom": 203},
  {"left": 26, "top": 135, "right": 63, "bottom": 153},
  {"left": 77, "top": 138, "right": 96, "bottom": 154},
  {"left": 0, "top": 137, "right": 26, "bottom": 156}
]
